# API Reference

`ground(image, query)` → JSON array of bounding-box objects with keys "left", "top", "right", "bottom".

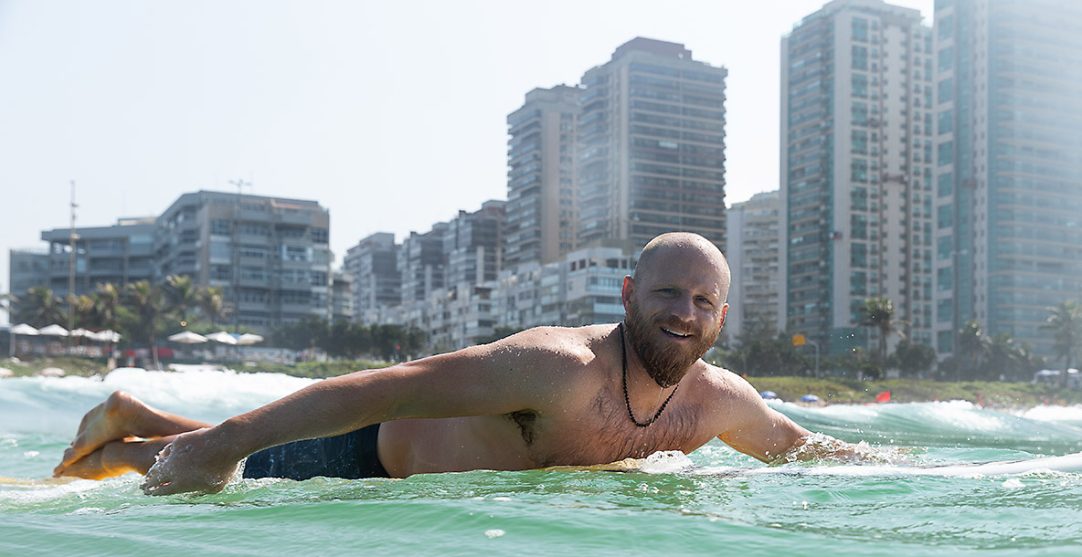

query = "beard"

[{"left": 624, "top": 299, "right": 720, "bottom": 388}]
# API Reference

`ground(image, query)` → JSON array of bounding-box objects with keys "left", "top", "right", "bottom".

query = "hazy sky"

[{"left": 0, "top": 0, "right": 932, "bottom": 305}]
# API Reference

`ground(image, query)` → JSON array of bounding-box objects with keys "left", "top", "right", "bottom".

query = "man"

[{"left": 54, "top": 232, "right": 819, "bottom": 495}]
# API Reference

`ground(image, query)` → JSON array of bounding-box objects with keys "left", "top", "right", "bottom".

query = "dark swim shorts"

[{"left": 242, "top": 423, "right": 389, "bottom": 480}]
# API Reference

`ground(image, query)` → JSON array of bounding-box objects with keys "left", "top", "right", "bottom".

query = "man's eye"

[{"left": 696, "top": 297, "right": 714, "bottom": 307}]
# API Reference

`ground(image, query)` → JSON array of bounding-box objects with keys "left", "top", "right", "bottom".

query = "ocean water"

[{"left": 3, "top": 368, "right": 1082, "bottom": 556}]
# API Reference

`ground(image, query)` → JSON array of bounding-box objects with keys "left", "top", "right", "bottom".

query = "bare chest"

[{"left": 522, "top": 389, "right": 717, "bottom": 467}]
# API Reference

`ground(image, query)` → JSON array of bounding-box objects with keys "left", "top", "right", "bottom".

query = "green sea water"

[{"left": 3, "top": 368, "right": 1082, "bottom": 556}]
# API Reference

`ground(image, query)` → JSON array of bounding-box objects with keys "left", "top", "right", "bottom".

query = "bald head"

[{"left": 633, "top": 233, "right": 731, "bottom": 301}]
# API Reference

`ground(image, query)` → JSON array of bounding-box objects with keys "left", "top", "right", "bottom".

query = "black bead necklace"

[{"left": 618, "top": 322, "right": 679, "bottom": 428}]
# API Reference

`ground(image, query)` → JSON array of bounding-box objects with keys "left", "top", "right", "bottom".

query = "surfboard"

[{"left": 0, "top": 476, "right": 79, "bottom": 487}]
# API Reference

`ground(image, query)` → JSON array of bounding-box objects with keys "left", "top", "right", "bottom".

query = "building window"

[
  {"left": 852, "top": 46, "right": 868, "bottom": 71},
  {"left": 937, "top": 78, "right": 953, "bottom": 104},
  {"left": 937, "top": 110, "right": 953, "bottom": 134},
  {"left": 937, "top": 204, "right": 953, "bottom": 229},
  {"left": 937, "top": 47, "right": 953, "bottom": 72},
  {"left": 852, "top": 74, "right": 868, "bottom": 98},
  {"left": 937, "top": 172, "right": 954, "bottom": 198},
  {"left": 937, "top": 267, "right": 952, "bottom": 292},
  {"left": 937, "top": 141, "right": 953, "bottom": 166},
  {"left": 852, "top": 18, "right": 869, "bottom": 42}
]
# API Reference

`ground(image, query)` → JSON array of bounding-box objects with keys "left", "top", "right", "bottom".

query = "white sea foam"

[
  {"left": 0, "top": 366, "right": 314, "bottom": 435},
  {"left": 639, "top": 451, "right": 695, "bottom": 473},
  {"left": 694, "top": 451, "right": 1082, "bottom": 478},
  {"left": 1016, "top": 405, "right": 1082, "bottom": 424}
]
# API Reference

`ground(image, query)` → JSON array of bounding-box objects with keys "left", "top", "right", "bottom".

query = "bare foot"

[
  {"left": 59, "top": 438, "right": 169, "bottom": 480},
  {"left": 54, "top": 391, "right": 141, "bottom": 476}
]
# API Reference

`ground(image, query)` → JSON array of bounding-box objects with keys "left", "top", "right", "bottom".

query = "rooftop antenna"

[{"left": 229, "top": 178, "right": 252, "bottom": 196}]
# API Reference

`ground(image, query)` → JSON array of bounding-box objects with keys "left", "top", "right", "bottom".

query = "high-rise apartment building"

[
  {"left": 506, "top": 86, "right": 581, "bottom": 267},
  {"left": 344, "top": 232, "right": 401, "bottom": 325},
  {"left": 330, "top": 271, "right": 354, "bottom": 323},
  {"left": 577, "top": 37, "right": 728, "bottom": 252},
  {"left": 398, "top": 223, "right": 448, "bottom": 306},
  {"left": 445, "top": 200, "right": 505, "bottom": 287},
  {"left": 781, "top": 0, "right": 934, "bottom": 355},
  {"left": 725, "top": 191, "right": 784, "bottom": 341},
  {"left": 933, "top": 0, "right": 1082, "bottom": 359},
  {"left": 156, "top": 191, "right": 332, "bottom": 331}
]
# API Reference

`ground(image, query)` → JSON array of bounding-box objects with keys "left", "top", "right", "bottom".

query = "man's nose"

[{"left": 668, "top": 295, "right": 696, "bottom": 322}]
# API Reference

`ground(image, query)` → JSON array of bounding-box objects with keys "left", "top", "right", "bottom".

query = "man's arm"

[
  {"left": 715, "top": 374, "right": 896, "bottom": 465},
  {"left": 142, "top": 331, "right": 569, "bottom": 495},
  {"left": 715, "top": 378, "right": 812, "bottom": 463}
]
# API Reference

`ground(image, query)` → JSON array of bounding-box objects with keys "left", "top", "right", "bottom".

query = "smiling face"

[{"left": 622, "top": 233, "right": 730, "bottom": 388}]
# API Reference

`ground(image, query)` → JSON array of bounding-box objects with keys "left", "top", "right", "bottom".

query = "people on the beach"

[{"left": 54, "top": 232, "right": 835, "bottom": 495}]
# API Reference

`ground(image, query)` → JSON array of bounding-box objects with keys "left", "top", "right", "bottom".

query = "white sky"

[{"left": 0, "top": 0, "right": 933, "bottom": 310}]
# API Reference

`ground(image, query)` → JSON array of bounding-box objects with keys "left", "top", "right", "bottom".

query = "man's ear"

[
  {"left": 621, "top": 275, "right": 634, "bottom": 311},
  {"left": 719, "top": 303, "right": 729, "bottom": 330}
]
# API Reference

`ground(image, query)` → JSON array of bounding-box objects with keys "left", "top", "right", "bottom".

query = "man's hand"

[{"left": 141, "top": 428, "right": 240, "bottom": 496}]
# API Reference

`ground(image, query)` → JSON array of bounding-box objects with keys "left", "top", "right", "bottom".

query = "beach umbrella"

[
  {"left": 70, "top": 328, "right": 93, "bottom": 338},
  {"left": 94, "top": 330, "right": 122, "bottom": 343},
  {"left": 205, "top": 331, "right": 238, "bottom": 345},
  {"left": 11, "top": 323, "right": 40, "bottom": 336},
  {"left": 759, "top": 390, "right": 778, "bottom": 400},
  {"left": 38, "top": 324, "right": 70, "bottom": 337},
  {"left": 168, "top": 331, "right": 208, "bottom": 344},
  {"left": 800, "top": 394, "right": 820, "bottom": 403},
  {"left": 235, "top": 333, "right": 264, "bottom": 346},
  {"left": 8, "top": 323, "right": 39, "bottom": 358}
]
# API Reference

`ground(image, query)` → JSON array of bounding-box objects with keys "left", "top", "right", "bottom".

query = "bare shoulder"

[
  {"left": 690, "top": 363, "right": 770, "bottom": 416},
  {"left": 477, "top": 324, "right": 611, "bottom": 377}
]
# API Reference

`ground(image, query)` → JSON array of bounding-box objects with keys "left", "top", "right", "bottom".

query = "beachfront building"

[
  {"left": 398, "top": 223, "right": 448, "bottom": 306},
  {"left": 444, "top": 200, "right": 505, "bottom": 287},
  {"left": 8, "top": 250, "right": 50, "bottom": 300},
  {"left": 932, "top": 0, "right": 1082, "bottom": 360},
  {"left": 155, "top": 191, "right": 332, "bottom": 331},
  {"left": 505, "top": 85, "right": 581, "bottom": 268},
  {"left": 576, "top": 37, "right": 728, "bottom": 253},
  {"left": 781, "top": 0, "right": 934, "bottom": 355},
  {"left": 492, "top": 261, "right": 565, "bottom": 331},
  {"left": 725, "top": 191, "right": 784, "bottom": 342},
  {"left": 343, "top": 232, "right": 401, "bottom": 325},
  {"left": 20, "top": 217, "right": 158, "bottom": 299},
  {"left": 330, "top": 271, "right": 354, "bottom": 323},
  {"left": 562, "top": 245, "right": 637, "bottom": 327}
]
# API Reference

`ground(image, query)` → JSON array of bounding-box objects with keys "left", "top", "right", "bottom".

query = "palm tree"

[
  {"left": 123, "top": 281, "right": 165, "bottom": 370},
  {"left": 1041, "top": 300, "right": 1082, "bottom": 388},
  {"left": 955, "top": 320, "right": 991, "bottom": 379},
  {"left": 163, "top": 275, "right": 199, "bottom": 329},
  {"left": 91, "top": 283, "right": 125, "bottom": 333},
  {"left": 71, "top": 294, "right": 98, "bottom": 329},
  {"left": 196, "top": 286, "right": 227, "bottom": 328},
  {"left": 0, "top": 291, "right": 12, "bottom": 325},
  {"left": 13, "top": 286, "right": 65, "bottom": 328},
  {"left": 859, "top": 297, "right": 900, "bottom": 365}
]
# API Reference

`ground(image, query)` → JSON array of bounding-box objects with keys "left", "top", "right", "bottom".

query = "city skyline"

[{"left": 0, "top": 0, "right": 933, "bottom": 310}]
